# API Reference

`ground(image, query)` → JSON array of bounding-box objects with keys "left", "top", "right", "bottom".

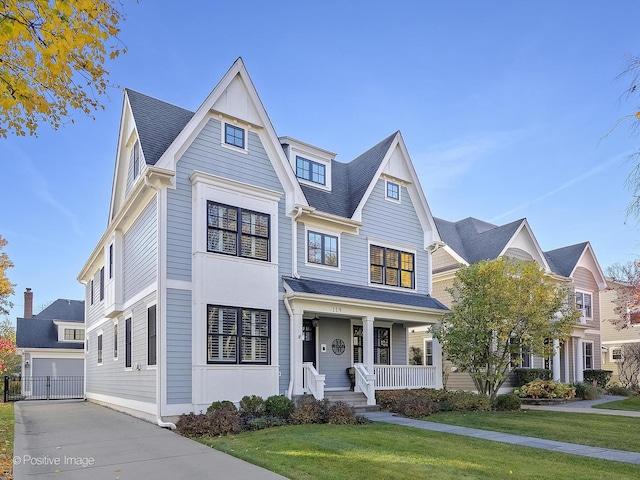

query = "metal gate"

[{"left": 3, "top": 376, "right": 84, "bottom": 402}]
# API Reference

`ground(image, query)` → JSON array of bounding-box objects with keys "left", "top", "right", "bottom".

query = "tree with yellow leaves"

[
  {"left": 0, "top": 0, "right": 127, "bottom": 137},
  {"left": 0, "top": 235, "right": 14, "bottom": 317}
]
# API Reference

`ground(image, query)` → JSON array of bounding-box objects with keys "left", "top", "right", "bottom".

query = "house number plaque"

[{"left": 332, "top": 339, "right": 346, "bottom": 355}]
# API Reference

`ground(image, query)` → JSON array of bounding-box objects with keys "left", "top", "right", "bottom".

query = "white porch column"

[
  {"left": 432, "top": 336, "right": 443, "bottom": 389},
  {"left": 362, "top": 316, "right": 374, "bottom": 374},
  {"left": 552, "top": 339, "right": 561, "bottom": 382},
  {"left": 291, "top": 310, "right": 304, "bottom": 395},
  {"left": 576, "top": 338, "right": 584, "bottom": 382},
  {"left": 563, "top": 341, "right": 570, "bottom": 383}
]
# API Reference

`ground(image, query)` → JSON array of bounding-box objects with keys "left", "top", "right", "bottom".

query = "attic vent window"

[
  {"left": 225, "top": 123, "right": 245, "bottom": 149},
  {"left": 131, "top": 140, "right": 141, "bottom": 179},
  {"left": 386, "top": 181, "right": 400, "bottom": 201},
  {"left": 296, "top": 156, "right": 325, "bottom": 185}
]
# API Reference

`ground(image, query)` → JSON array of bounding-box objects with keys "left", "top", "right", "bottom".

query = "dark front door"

[{"left": 302, "top": 319, "right": 316, "bottom": 368}]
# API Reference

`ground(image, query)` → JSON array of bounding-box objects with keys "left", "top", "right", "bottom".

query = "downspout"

[
  {"left": 144, "top": 174, "right": 176, "bottom": 430},
  {"left": 291, "top": 206, "right": 303, "bottom": 279},
  {"left": 284, "top": 295, "right": 295, "bottom": 399}
]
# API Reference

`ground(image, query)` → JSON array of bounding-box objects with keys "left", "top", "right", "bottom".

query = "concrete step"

[{"left": 325, "top": 391, "right": 375, "bottom": 409}]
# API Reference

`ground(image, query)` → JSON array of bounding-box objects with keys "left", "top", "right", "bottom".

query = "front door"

[{"left": 302, "top": 319, "right": 316, "bottom": 368}]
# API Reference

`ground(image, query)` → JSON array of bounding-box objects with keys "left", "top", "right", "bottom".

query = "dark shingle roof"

[
  {"left": 126, "top": 89, "right": 195, "bottom": 165},
  {"left": 16, "top": 319, "right": 84, "bottom": 350},
  {"left": 301, "top": 132, "right": 397, "bottom": 218},
  {"left": 435, "top": 217, "right": 525, "bottom": 264},
  {"left": 283, "top": 277, "right": 448, "bottom": 311},
  {"left": 34, "top": 299, "right": 84, "bottom": 322},
  {"left": 544, "top": 242, "right": 588, "bottom": 278}
]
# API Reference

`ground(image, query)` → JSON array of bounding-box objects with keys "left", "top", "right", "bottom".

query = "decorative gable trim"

[
  {"left": 571, "top": 243, "right": 607, "bottom": 290},
  {"left": 350, "top": 132, "right": 440, "bottom": 248},
  {"left": 497, "top": 219, "right": 551, "bottom": 272}
]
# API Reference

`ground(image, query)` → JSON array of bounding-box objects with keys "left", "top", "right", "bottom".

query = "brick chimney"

[{"left": 24, "top": 288, "right": 33, "bottom": 318}]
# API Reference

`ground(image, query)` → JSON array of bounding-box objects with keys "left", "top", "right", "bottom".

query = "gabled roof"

[
  {"left": 544, "top": 242, "right": 589, "bottom": 278},
  {"left": 301, "top": 133, "right": 397, "bottom": 218},
  {"left": 34, "top": 299, "right": 85, "bottom": 322},
  {"left": 125, "top": 89, "right": 194, "bottom": 166},
  {"left": 16, "top": 298, "right": 85, "bottom": 350},
  {"left": 435, "top": 217, "right": 525, "bottom": 264},
  {"left": 283, "top": 276, "right": 448, "bottom": 311}
]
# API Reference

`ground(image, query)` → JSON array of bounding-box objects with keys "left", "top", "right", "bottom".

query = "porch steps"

[{"left": 324, "top": 391, "right": 380, "bottom": 412}]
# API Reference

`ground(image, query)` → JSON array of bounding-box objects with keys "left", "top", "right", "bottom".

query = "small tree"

[
  {"left": 0, "top": 235, "right": 15, "bottom": 316},
  {"left": 0, "top": 318, "right": 20, "bottom": 378},
  {"left": 433, "top": 257, "right": 580, "bottom": 399},
  {"left": 617, "top": 343, "right": 640, "bottom": 390}
]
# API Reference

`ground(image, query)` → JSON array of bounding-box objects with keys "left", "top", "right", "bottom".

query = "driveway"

[{"left": 13, "top": 400, "right": 287, "bottom": 480}]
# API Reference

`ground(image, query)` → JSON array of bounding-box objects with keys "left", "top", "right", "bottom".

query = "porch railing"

[
  {"left": 353, "top": 363, "right": 376, "bottom": 405},
  {"left": 302, "top": 362, "right": 325, "bottom": 400},
  {"left": 374, "top": 365, "right": 437, "bottom": 390}
]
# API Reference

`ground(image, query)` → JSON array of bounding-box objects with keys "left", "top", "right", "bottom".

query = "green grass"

[
  {"left": 427, "top": 410, "right": 640, "bottom": 452},
  {"left": 0, "top": 402, "right": 14, "bottom": 479},
  {"left": 593, "top": 396, "right": 640, "bottom": 412},
  {"left": 201, "top": 423, "right": 640, "bottom": 479}
]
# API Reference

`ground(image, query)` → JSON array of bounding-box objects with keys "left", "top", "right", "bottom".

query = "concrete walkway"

[
  {"left": 522, "top": 395, "right": 640, "bottom": 417},
  {"left": 13, "top": 400, "right": 286, "bottom": 480},
  {"left": 364, "top": 405, "right": 640, "bottom": 465}
]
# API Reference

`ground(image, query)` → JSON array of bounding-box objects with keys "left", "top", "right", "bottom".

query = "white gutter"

[
  {"left": 144, "top": 174, "right": 176, "bottom": 430},
  {"left": 284, "top": 295, "right": 295, "bottom": 399},
  {"left": 291, "top": 206, "right": 303, "bottom": 278}
]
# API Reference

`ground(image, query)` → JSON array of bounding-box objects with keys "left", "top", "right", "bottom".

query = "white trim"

[
  {"left": 367, "top": 239, "right": 418, "bottom": 292},
  {"left": 610, "top": 346, "right": 623, "bottom": 363},
  {"left": 384, "top": 179, "right": 401, "bottom": 203},
  {"left": 582, "top": 339, "right": 595, "bottom": 370},
  {"left": 86, "top": 392, "right": 156, "bottom": 416},
  {"left": 97, "top": 330, "right": 104, "bottom": 366},
  {"left": 220, "top": 120, "right": 249, "bottom": 154},
  {"left": 304, "top": 226, "right": 341, "bottom": 271},
  {"left": 584, "top": 329, "right": 600, "bottom": 336},
  {"left": 166, "top": 279, "right": 192, "bottom": 290},
  {"left": 190, "top": 170, "right": 283, "bottom": 202},
  {"left": 423, "top": 338, "right": 434, "bottom": 366},
  {"left": 86, "top": 284, "right": 157, "bottom": 334},
  {"left": 603, "top": 339, "right": 640, "bottom": 344},
  {"left": 575, "top": 289, "right": 593, "bottom": 323},
  {"left": 497, "top": 219, "right": 551, "bottom": 272}
]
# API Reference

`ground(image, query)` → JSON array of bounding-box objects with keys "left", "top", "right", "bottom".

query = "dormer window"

[
  {"left": 224, "top": 123, "right": 245, "bottom": 149},
  {"left": 64, "top": 328, "right": 85, "bottom": 341},
  {"left": 296, "top": 156, "right": 325, "bottom": 186}
]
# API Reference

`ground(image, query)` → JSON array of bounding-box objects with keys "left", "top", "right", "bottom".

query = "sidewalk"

[
  {"left": 13, "top": 400, "right": 286, "bottom": 480},
  {"left": 521, "top": 395, "right": 640, "bottom": 417},
  {"left": 363, "top": 407, "right": 640, "bottom": 466}
]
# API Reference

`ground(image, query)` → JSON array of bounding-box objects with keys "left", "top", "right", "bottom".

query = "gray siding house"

[{"left": 78, "top": 58, "right": 448, "bottom": 424}]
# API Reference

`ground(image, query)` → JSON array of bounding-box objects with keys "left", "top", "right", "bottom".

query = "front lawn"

[
  {"left": 0, "top": 403, "right": 14, "bottom": 480},
  {"left": 593, "top": 396, "right": 640, "bottom": 412},
  {"left": 428, "top": 410, "right": 640, "bottom": 452},
  {"left": 201, "top": 423, "right": 640, "bottom": 479}
]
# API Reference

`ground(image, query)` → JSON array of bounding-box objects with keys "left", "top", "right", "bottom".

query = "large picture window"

[
  {"left": 352, "top": 326, "right": 390, "bottom": 365},
  {"left": 370, "top": 245, "right": 414, "bottom": 289},
  {"left": 207, "top": 201, "right": 270, "bottom": 261},
  {"left": 308, "top": 231, "right": 338, "bottom": 267},
  {"left": 207, "top": 305, "right": 270, "bottom": 364}
]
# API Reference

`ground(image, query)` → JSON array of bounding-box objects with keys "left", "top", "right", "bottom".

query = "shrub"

[
  {"left": 493, "top": 393, "right": 522, "bottom": 411},
  {"left": 376, "top": 388, "right": 445, "bottom": 412},
  {"left": 291, "top": 398, "right": 329, "bottom": 424},
  {"left": 515, "top": 380, "right": 575, "bottom": 399},
  {"left": 513, "top": 368, "right": 553, "bottom": 387},
  {"left": 327, "top": 401, "right": 357, "bottom": 425},
  {"left": 572, "top": 382, "right": 602, "bottom": 400},
  {"left": 243, "top": 415, "right": 289, "bottom": 431},
  {"left": 176, "top": 412, "right": 210, "bottom": 438},
  {"left": 440, "top": 391, "right": 491, "bottom": 411},
  {"left": 239, "top": 395, "right": 265, "bottom": 417},
  {"left": 397, "top": 397, "right": 440, "bottom": 418},
  {"left": 265, "top": 395, "right": 295, "bottom": 419},
  {"left": 206, "top": 400, "right": 237, "bottom": 415},
  {"left": 607, "top": 383, "right": 632, "bottom": 397},
  {"left": 176, "top": 408, "right": 241, "bottom": 437},
  {"left": 583, "top": 370, "right": 613, "bottom": 388}
]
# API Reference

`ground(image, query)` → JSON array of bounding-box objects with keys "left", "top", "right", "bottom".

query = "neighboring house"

[
  {"left": 600, "top": 280, "right": 640, "bottom": 384},
  {"left": 78, "top": 58, "right": 448, "bottom": 423},
  {"left": 409, "top": 217, "right": 607, "bottom": 391},
  {"left": 15, "top": 288, "right": 85, "bottom": 396}
]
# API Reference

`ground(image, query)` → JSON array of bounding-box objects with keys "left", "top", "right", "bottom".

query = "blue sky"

[{"left": 1, "top": 1, "right": 639, "bottom": 321}]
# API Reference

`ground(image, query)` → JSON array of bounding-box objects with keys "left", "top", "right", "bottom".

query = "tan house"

[
  {"left": 409, "top": 216, "right": 607, "bottom": 392},
  {"left": 601, "top": 280, "right": 640, "bottom": 384}
]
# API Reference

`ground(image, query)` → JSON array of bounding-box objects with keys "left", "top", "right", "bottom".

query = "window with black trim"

[
  {"left": 510, "top": 338, "right": 532, "bottom": 369},
  {"left": 207, "top": 202, "right": 270, "bottom": 261},
  {"left": 113, "top": 322, "right": 118, "bottom": 359},
  {"left": 64, "top": 329, "right": 85, "bottom": 341},
  {"left": 308, "top": 231, "right": 338, "bottom": 267},
  {"left": 109, "top": 244, "right": 113, "bottom": 279},
  {"left": 132, "top": 139, "right": 141, "bottom": 179},
  {"left": 386, "top": 181, "right": 399, "bottom": 200},
  {"left": 611, "top": 347, "right": 622, "bottom": 361},
  {"left": 99, "top": 267, "right": 105, "bottom": 301},
  {"left": 207, "top": 305, "right": 270, "bottom": 364},
  {"left": 352, "top": 326, "right": 390, "bottom": 365},
  {"left": 296, "top": 156, "right": 326, "bottom": 185},
  {"left": 148, "top": 305, "right": 157, "bottom": 366},
  {"left": 225, "top": 123, "right": 245, "bottom": 149},
  {"left": 370, "top": 245, "right": 414, "bottom": 289},
  {"left": 125, "top": 317, "right": 132, "bottom": 368},
  {"left": 97, "top": 333, "right": 103, "bottom": 364},
  {"left": 90, "top": 280, "right": 94, "bottom": 305},
  {"left": 576, "top": 292, "right": 592, "bottom": 319}
]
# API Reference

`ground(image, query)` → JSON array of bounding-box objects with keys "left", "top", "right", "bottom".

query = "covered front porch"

[{"left": 283, "top": 277, "right": 448, "bottom": 405}]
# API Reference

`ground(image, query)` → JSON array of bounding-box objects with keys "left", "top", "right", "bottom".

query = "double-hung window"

[
  {"left": 424, "top": 340, "right": 434, "bottom": 366},
  {"left": 576, "top": 292, "right": 592, "bottom": 321},
  {"left": 97, "top": 333, "right": 103, "bottom": 364},
  {"left": 113, "top": 322, "right": 118, "bottom": 360},
  {"left": 352, "top": 326, "right": 390, "bottom": 365},
  {"left": 148, "top": 305, "right": 157, "bottom": 366},
  {"left": 224, "top": 124, "right": 245, "bottom": 149},
  {"left": 296, "top": 156, "right": 326, "bottom": 185},
  {"left": 99, "top": 267, "right": 105, "bottom": 301},
  {"left": 510, "top": 338, "right": 532, "bottom": 369},
  {"left": 125, "top": 318, "right": 132, "bottom": 368},
  {"left": 207, "top": 305, "right": 270, "bottom": 364},
  {"left": 583, "top": 342, "right": 594, "bottom": 370},
  {"left": 307, "top": 231, "right": 338, "bottom": 267},
  {"left": 370, "top": 245, "right": 414, "bottom": 289},
  {"left": 611, "top": 347, "right": 622, "bottom": 362},
  {"left": 207, "top": 202, "right": 270, "bottom": 261}
]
